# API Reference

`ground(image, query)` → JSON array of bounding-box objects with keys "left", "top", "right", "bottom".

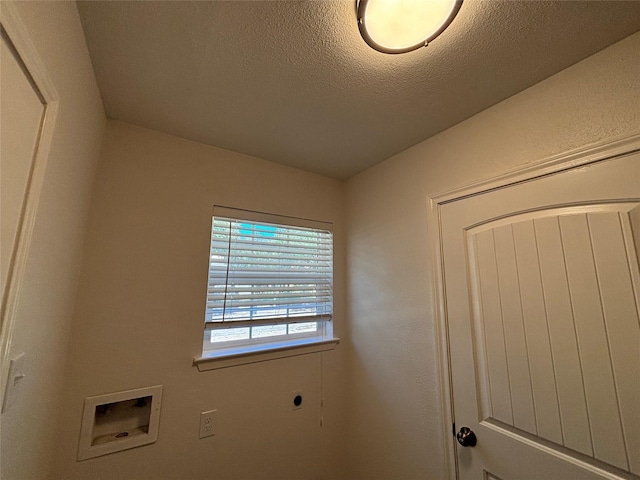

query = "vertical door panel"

[
  {"left": 560, "top": 214, "right": 628, "bottom": 471},
  {"left": 475, "top": 230, "right": 513, "bottom": 425},
  {"left": 493, "top": 225, "right": 537, "bottom": 435},
  {"left": 534, "top": 216, "right": 592, "bottom": 457},
  {"left": 511, "top": 220, "right": 563, "bottom": 444},
  {"left": 588, "top": 211, "right": 640, "bottom": 475}
]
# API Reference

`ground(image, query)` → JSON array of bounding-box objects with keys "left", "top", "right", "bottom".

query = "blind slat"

[
  {"left": 209, "top": 295, "right": 331, "bottom": 303},
  {"left": 210, "top": 262, "right": 332, "bottom": 270},
  {"left": 208, "top": 292, "right": 332, "bottom": 301},
  {"left": 207, "top": 299, "right": 332, "bottom": 310},
  {"left": 209, "top": 252, "right": 332, "bottom": 263},
  {"left": 208, "top": 273, "right": 332, "bottom": 281},
  {"left": 214, "top": 218, "right": 331, "bottom": 238},
  {"left": 210, "top": 241, "right": 332, "bottom": 254},
  {"left": 205, "top": 315, "right": 330, "bottom": 329},
  {"left": 211, "top": 234, "right": 333, "bottom": 246}
]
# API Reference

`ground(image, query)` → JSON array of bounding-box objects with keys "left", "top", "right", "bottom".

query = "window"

[{"left": 200, "top": 206, "right": 335, "bottom": 360}]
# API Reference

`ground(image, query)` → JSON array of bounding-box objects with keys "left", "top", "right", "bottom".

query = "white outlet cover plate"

[{"left": 199, "top": 409, "right": 217, "bottom": 438}]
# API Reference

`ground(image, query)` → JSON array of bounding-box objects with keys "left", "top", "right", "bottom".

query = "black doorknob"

[{"left": 456, "top": 426, "right": 477, "bottom": 447}]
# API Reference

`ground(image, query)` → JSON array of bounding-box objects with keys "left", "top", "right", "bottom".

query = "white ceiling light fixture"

[{"left": 357, "top": 0, "right": 463, "bottom": 54}]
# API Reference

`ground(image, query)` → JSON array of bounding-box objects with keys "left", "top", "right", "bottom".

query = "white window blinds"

[{"left": 205, "top": 208, "right": 333, "bottom": 331}]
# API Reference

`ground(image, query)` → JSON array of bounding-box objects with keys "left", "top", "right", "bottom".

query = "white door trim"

[
  {"left": 426, "top": 133, "right": 640, "bottom": 480},
  {"left": 0, "top": 2, "right": 59, "bottom": 407}
]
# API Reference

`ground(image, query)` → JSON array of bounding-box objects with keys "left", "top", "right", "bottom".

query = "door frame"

[
  {"left": 0, "top": 3, "right": 59, "bottom": 408},
  {"left": 426, "top": 133, "right": 640, "bottom": 479}
]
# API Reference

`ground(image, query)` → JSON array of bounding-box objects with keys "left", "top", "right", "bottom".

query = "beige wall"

[
  {"left": 53, "top": 121, "right": 347, "bottom": 480},
  {"left": 344, "top": 32, "right": 640, "bottom": 480},
  {"left": 0, "top": 2, "right": 106, "bottom": 479}
]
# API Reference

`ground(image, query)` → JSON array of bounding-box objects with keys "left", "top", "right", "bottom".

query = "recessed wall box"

[{"left": 78, "top": 385, "right": 162, "bottom": 461}]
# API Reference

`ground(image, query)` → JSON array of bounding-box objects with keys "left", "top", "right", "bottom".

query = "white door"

[
  {"left": 0, "top": 32, "right": 45, "bottom": 303},
  {"left": 438, "top": 150, "right": 640, "bottom": 480}
]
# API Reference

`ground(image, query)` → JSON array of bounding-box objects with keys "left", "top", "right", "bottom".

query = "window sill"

[{"left": 193, "top": 337, "right": 340, "bottom": 371}]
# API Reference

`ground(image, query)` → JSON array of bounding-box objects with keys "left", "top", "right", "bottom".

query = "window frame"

[{"left": 194, "top": 206, "right": 339, "bottom": 370}]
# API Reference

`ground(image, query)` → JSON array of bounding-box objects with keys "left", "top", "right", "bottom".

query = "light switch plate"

[{"left": 2, "top": 352, "right": 26, "bottom": 413}]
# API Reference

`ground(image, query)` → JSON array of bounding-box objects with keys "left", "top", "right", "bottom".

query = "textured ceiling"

[{"left": 77, "top": 1, "right": 640, "bottom": 179}]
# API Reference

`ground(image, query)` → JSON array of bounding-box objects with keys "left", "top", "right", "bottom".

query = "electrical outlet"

[{"left": 199, "top": 409, "right": 217, "bottom": 439}]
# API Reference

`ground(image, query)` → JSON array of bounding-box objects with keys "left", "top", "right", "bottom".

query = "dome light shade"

[{"left": 357, "top": 0, "right": 463, "bottom": 54}]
